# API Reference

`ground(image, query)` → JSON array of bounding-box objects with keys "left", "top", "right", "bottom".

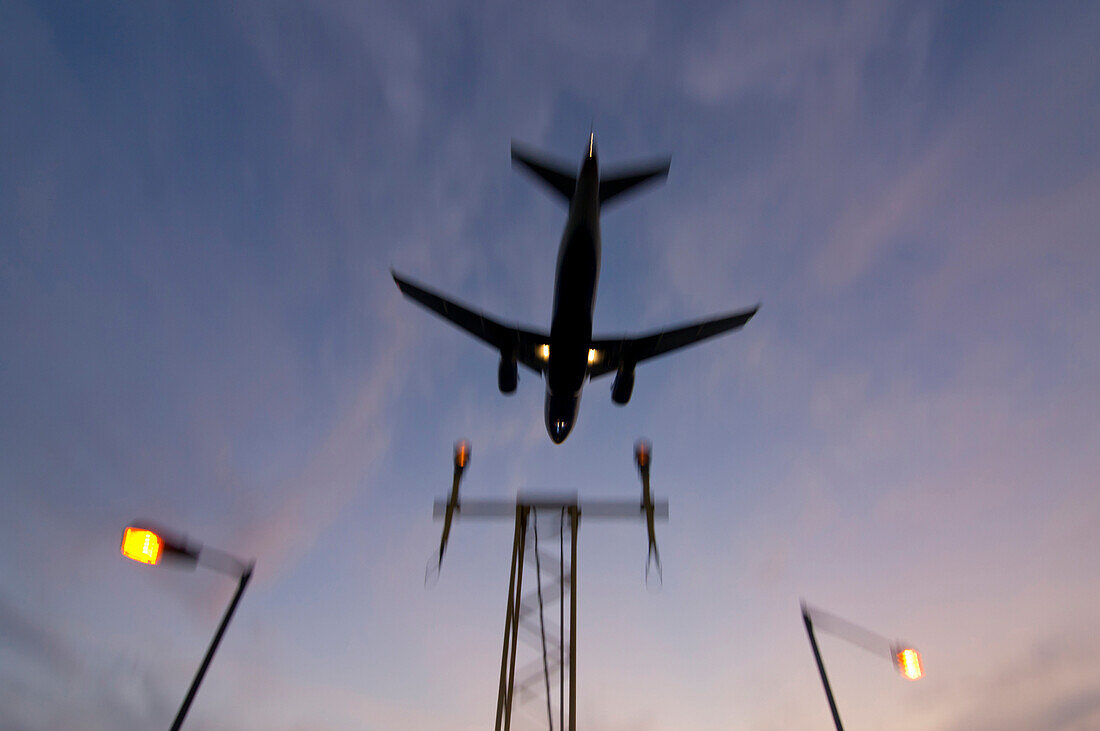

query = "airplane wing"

[
  {"left": 587, "top": 305, "right": 759, "bottom": 378},
  {"left": 392, "top": 271, "right": 550, "bottom": 374}
]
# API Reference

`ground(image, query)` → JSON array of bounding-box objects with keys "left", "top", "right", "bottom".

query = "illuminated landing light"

[
  {"left": 121, "top": 527, "right": 162, "bottom": 565},
  {"left": 896, "top": 647, "right": 923, "bottom": 680},
  {"left": 537, "top": 344, "right": 550, "bottom": 361},
  {"left": 587, "top": 348, "right": 600, "bottom": 365},
  {"left": 454, "top": 439, "right": 470, "bottom": 469}
]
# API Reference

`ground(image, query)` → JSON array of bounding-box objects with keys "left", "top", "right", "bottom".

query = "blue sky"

[{"left": 2, "top": 1, "right": 1098, "bottom": 728}]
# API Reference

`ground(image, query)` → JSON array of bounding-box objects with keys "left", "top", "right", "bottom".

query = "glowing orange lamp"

[
  {"left": 120, "top": 523, "right": 198, "bottom": 567},
  {"left": 895, "top": 647, "right": 924, "bottom": 680},
  {"left": 634, "top": 439, "right": 651, "bottom": 469},
  {"left": 454, "top": 439, "right": 470, "bottom": 469},
  {"left": 121, "top": 527, "right": 162, "bottom": 565}
]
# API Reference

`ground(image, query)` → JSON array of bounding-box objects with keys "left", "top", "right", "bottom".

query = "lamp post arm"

[
  {"left": 803, "top": 603, "right": 895, "bottom": 661},
  {"left": 170, "top": 562, "right": 254, "bottom": 731},
  {"left": 196, "top": 545, "right": 251, "bottom": 578}
]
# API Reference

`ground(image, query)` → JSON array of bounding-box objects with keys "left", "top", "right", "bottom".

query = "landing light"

[
  {"left": 537, "top": 344, "right": 550, "bottom": 361},
  {"left": 121, "top": 527, "right": 162, "bottom": 565},
  {"left": 895, "top": 647, "right": 923, "bottom": 680},
  {"left": 587, "top": 348, "right": 600, "bottom": 365},
  {"left": 454, "top": 439, "right": 470, "bottom": 469}
]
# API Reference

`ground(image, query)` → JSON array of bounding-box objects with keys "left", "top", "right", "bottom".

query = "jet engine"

[
  {"left": 498, "top": 353, "right": 518, "bottom": 394},
  {"left": 611, "top": 364, "right": 634, "bottom": 404}
]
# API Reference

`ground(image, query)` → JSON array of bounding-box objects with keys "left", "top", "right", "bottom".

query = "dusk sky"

[{"left": 2, "top": 2, "right": 1099, "bottom": 729}]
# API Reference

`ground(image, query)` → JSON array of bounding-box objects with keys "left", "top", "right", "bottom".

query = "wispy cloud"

[{"left": 2, "top": 1, "right": 1099, "bottom": 728}]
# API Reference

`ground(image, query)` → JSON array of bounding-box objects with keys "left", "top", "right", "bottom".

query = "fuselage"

[{"left": 545, "top": 140, "right": 601, "bottom": 443}]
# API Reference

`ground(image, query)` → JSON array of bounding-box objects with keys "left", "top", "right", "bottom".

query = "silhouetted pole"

[
  {"left": 504, "top": 509, "right": 528, "bottom": 730},
  {"left": 802, "top": 606, "right": 844, "bottom": 731},
  {"left": 569, "top": 506, "right": 579, "bottom": 731},
  {"left": 560, "top": 509, "right": 566, "bottom": 730},
  {"left": 171, "top": 563, "right": 254, "bottom": 731},
  {"left": 496, "top": 509, "right": 524, "bottom": 731}
]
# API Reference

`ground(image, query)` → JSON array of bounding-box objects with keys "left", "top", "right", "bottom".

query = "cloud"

[
  {"left": 3, "top": 2, "right": 1100, "bottom": 729},
  {"left": 938, "top": 634, "right": 1100, "bottom": 731},
  {"left": 0, "top": 590, "right": 180, "bottom": 731},
  {"left": 0, "top": 592, "right": 76, "bottom": 674},
  {"left": 235, "top": 349, "right": 402, "bottom": 581},
  {"left": 681, "top": 0, "right": 903, "bottom": 104}
]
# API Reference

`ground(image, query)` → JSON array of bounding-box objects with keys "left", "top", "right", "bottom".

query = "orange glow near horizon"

[
  {"left": 121, "top": 527, "right": 162, "bottom": 565},
  {"left": 897, "top": 648, "right": 923, "bottom": 680}
]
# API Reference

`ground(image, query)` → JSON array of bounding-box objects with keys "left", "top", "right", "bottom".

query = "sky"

[{"left": 1, "top": 1, "right": 1098, "bottom": 729}]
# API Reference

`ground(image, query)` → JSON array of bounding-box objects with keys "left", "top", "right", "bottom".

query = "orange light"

[
  {"left": 537, "top": 344, "right": 550, "bottom": 361},
  {"left": 121, "top": 527, "right": 162, "bottom": 565},
  {"left": 454, "top": 440, "right": 470, "bottom": 468},
  {"left": 896, "top": 648, "right": 923, "bottom": 680},
  {"left": 587, "top": 348, "right": 600, "bottom": 365},
  {"left": 634, "top": 440, "right": 651, "bottom": 468}
]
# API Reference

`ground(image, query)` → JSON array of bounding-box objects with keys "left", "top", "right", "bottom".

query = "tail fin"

[
  {"left": 511, "top": 142, "right": 577, "bottom": 202},
  {"left": 599, "top": 158, "right": 671, "bottom": 206}
]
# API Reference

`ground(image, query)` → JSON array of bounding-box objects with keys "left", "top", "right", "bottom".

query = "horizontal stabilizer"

[
  {"left": 511, "top": 142, "right": 577, "bottom": 202},
  {"left": 599, "top": 159, "right": 671, "bottom": 206}
]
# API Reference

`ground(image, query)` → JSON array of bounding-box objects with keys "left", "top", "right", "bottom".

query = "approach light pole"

[
  {"left": 800, "top": 601, "right": 924, "bottom": 731},
  {"left": 121, "top": 524, "right": 254, "bottom": 731},
  {"left": 430, "top": 439, "right": 668, "bottom": 731}
]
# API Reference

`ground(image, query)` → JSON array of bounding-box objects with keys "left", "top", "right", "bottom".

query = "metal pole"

[
  {"left": 503, "top": 507, "right": 529, "bottom": 730},
  {"left": 802, "top": 608, "right": 844, "bottom": 731},
  {"left": 496, "top": 507, "right": 525, "bottom": 730},
  {"left": 568, "top": 507, "right": 579, "bottom": 731},
  {"left": 170, "top": 563, "right": 253, "bottom": 731},
  {"left": 560, "top": 508, "right": 565, "bottom": 730}
]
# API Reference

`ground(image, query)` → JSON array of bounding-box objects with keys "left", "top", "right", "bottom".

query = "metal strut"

[
  {"left": 432, "top": 441, "right": 666, "bottom": 731},
  {"left": 559, "top": 509, "right": 565, "bottom": 729},
  {"left": 496, "top": 506, "right": 528, "bottom": 730},
  {"left": 496, "top": 507, "right": 576, "bottom": 731}
]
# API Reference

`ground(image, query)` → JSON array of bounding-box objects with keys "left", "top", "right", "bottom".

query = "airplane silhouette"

[{"left": 393, "top": 134, "right": 758, "bottom": 443}]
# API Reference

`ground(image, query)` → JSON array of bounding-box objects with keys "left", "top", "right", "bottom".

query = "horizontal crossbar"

[{"left": 433, "top": 498, "right": 669, "bottom": 520}]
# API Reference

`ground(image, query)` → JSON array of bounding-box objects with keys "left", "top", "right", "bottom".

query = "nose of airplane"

[{"left": 548, "top": 418, "right": 573, "bottom": 444}]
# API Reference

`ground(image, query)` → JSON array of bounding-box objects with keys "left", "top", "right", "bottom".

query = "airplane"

[{"left": 393, "top": 134, "right": 758, "bottom": 444}]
